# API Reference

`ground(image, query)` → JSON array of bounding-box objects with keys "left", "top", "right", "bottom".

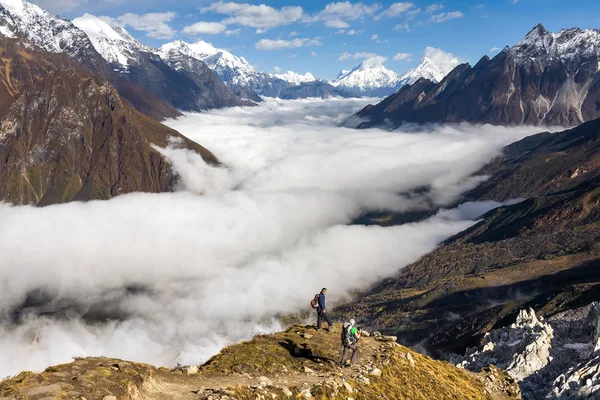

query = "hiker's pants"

[
  {"left": 316, "top": 308, "right": 332, "bottom": 329},
  {"left": 341, "top": 343, "right": 359, "bottom": 365}
]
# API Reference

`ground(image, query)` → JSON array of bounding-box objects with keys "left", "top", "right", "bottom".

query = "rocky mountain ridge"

[
  {"left": 355, "top": 24, "right": 600, "bottom": 127},
  {"left": 0, "top": 324, "right": 521, "bottom": 399}
]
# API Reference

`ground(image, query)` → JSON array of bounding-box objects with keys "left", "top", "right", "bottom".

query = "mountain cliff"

[
  {"left": 0, "top": 35, "right": 217, "bottom": 206},
  {"left": 356, "top": 25, "right": 600, "bottom": 128}
]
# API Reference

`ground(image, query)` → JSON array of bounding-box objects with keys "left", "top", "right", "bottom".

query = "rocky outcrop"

[
  {"left": 453, "top": 309, "right": 554, "bottom": 381},
  {"left": 0, "top": 36, "right": 217, "bottom": 205},
  {"left": 0, "top": 324, "right": 521, "bottom": 400},
  {"left": 451, "top": 305, "right": 600, "bottom": 399},
  {"left": 355, "top": 25, "right": 600, "bottom": 128}
]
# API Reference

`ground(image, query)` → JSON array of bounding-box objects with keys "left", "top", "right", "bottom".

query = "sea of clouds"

[{"left": 0, "top": 97, "right": 545, "bottom": 378}]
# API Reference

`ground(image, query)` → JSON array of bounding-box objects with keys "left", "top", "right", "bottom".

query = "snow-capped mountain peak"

[
  {"left": 0, "top": 0, "right": 93, "bottom": 58},
  {"left": 272, "top": 71, "right": 316, "bottom": 86},
  {"left": 73, "top": 14, "right": 151, "bottom": 66},
  {"left": 398, "top": 47, "right": 460, "bottom": 86},
  {"left": 330, "top": 57, "right": 399, "bottom": 96},
  {"left": 511, "top": 24, "right": 600, "bottom": 70},
  {"left": 158, "top": 39, "right": 260, "bottom": 87}
]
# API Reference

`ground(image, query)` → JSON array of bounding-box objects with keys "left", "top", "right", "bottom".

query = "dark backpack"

[
  {"left": 341, "top": 323, "right": 352, "bottom": 346},
  {"left": 310, "top": 294, "right": 320, "bottom": 309}
]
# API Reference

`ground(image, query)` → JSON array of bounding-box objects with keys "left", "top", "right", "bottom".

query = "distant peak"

[{"left": 524, "top": 23, "right": 549, "bottom": 38}]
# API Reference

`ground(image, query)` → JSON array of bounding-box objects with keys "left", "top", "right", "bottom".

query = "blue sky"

[{"left": 35, "top": 0, "right": 600, "bottom": 80}]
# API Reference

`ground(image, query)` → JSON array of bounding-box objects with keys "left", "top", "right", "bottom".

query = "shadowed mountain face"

[
  {"left": 337, "top": 118, "right": 600, "bottom": 356},
  {"left": 356, "top": 25, "right": 600, "bottom": 128},
  {"left": 0, "top": 36, "right": 218, "bottom": 206}
]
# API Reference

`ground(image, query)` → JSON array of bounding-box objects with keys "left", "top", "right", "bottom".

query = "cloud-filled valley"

[{"left": 0, "top": 98, "right": 546, "bottom": 378}]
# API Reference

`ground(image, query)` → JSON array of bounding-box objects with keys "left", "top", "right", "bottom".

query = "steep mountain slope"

[
  {"left": 467, "top": 117, "right": 600, "bottom": 201},
  {"left": 0, "top": 324, "right": 521, "bottom": 399},
  {"left": 0, "top": 0, "right": 179, "bottom": 120},
  {"left": 158, "top": 40, "right": 265, "bottom": 102},
  {"left": 337, "top": 118, "right": 600, "bottom": 357},
  {"left": 356, "top": 24, "right": 600, "bottom": 128},
  {"left": 72, "top": 14, "right": 249, "bottom": 111},
  {"left": 0, "top": 36, "right": 217, "bottom": 206}
]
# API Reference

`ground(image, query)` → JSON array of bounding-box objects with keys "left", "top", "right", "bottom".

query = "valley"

[{"left": 0, "top": 0, "right": 599, "bottom": 398}]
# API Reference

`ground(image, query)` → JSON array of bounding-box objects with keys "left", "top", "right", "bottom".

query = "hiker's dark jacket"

[{"left": 318, "top": 293, "right": 326, "bottom": 310}]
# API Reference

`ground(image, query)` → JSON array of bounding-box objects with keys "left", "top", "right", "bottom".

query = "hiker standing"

[
  {"left": 340, "top": 319, "right": 361, "bottom": 367},
  {"left": 315, "top": 288, "right": 333, "bottom": 331}
]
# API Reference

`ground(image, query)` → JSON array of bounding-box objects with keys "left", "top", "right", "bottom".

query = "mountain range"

[
  {"left": 0, "top": 34, "right": 217, "bottom": 206},
  {"left": 356, "top": 24, "right": 600, "bottom": 127},
  {"left": 330, "top": 47, "right": 460, "bottom": 97}
]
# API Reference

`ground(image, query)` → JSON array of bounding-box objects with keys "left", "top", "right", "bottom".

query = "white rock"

[{"left": 185, "top": 366, "right": 199, "bottom": 375}]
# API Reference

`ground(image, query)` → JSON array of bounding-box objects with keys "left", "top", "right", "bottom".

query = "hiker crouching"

[
  {"left": 314, "top": 288, "right": 332, "bottom": 331},
  {"left": 341, "top": 319, "right": 361, "bottom": 367}
]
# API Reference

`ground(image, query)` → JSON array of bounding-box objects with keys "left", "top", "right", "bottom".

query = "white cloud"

[
  {"left": 201, "top": 1, "right": 303, "bottom": 30},
  {"left": 225, "top": 28, "right": 241, "bottom": 36},
  {"left": 338, "top": 52, "right": 352, "bottom": 60},
  {"left": 289, "top": 31, "right": 299, "bottom": 37},
  {"left": 394, "top": 23, "right": 410, "bottom": 31},
  {"left": 289, "top": 54, "right": 298, "bottom": 59},
  {"left": 346, "top": 29, "right": 359, "bottom": 35},
  {"left": 490, "top": 47, "right": 500, "bottom": 53},
  {"left": 429, "top": 11, "right": 464, "bottom": 23},
  {"left": 256, "top": 28, "right": 266, "bottom": 33},
  {"left": 406, "top": 8, "right": 421, "bottom": 19},
  {"left": 273, "top": 66, "right": 282, "bottom": 73},
  {"left": 336, "top": 29, "right": 346, "bottom": 34},
  {"left": 307, "top": 1, "right": 380, "bottom": 27},
  {"left": 311, "top": 52, "right": 317, "bottom": 56},
  {"left": 255, "top": 37, "right": 323, "bottom": 51},
  {"left": 116, "top": 12, "right": 177, "bottom": 39},
  {"left": 371, "top": 34, "right": 388, "bottom": 43},
  {"left": 325, "top": 19, "right": 350, "bottom": 28},
  {"left": 376, "top": 2, "right": 415, "bottom": 19},
  {"left": 422, "top": 47, "right": 461, "bottom": 76},
  {"left": 425, "top": 3, "right": 443, "bottom": 14},
  {"left": 393, "top": 52, "right": 412, "bottom": 61},
  {"left": 0, "top": 98, "right": 545, "bottom": 378},
  {"left": 181, "top": 21, "right": 227, "bottom": 36}
]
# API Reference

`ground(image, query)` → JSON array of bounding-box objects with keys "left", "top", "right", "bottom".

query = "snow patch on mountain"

[
  {"left": 72, "top": 14, "right": 151, "bottom": 67},
  {"left": 271, "top": 71, "right": 316, "bottom": 86}
]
